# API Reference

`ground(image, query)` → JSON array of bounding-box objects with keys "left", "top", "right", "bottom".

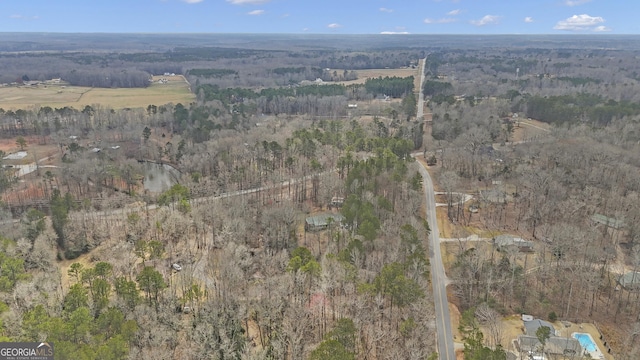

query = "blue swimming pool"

[{"left": 573, "top": 332, "right": 597, "bottom": 353}]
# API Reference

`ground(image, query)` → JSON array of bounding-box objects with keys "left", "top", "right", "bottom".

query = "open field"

[
  {"left": 0, "top": 135, "right": 59, "bottom": 160},
  {"left": 511, "top": 118, "right": 551, "bottom": 142},
  {"left": 0, "top": 75, "right": 195, "bottom": 110},
  {"left": 337, "top": 67, "right": 418, "bottom": 85}
]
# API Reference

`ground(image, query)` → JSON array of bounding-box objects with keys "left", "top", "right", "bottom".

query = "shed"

[
  {"left": 330, "top": 196, "right": 344, "bottom": 209},
  {"left": 305, "top": 213, "right": 344, "bottom": 232}
]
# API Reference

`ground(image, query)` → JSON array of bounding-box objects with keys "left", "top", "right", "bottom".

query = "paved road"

[
  {"left": 417, "top": 57, "right": 427, "bottom": 121},
  {"left": 415, "top": 55, "right": 455, "bottom": 360},
  {"left": 417, "top": 162, "right": 456, "bottom": 360}
]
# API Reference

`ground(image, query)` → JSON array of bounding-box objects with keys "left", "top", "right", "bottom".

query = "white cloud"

[
  {"left": 524, "top": 17, "right": 534, "bottom": 23},
  {"left": 470, "top": 15, "right": 501, "bottom": 26},
  {"left": 247, "top": 9, "right": 265, "bottom": 15},
  {"left": 302, "top": 27, "right": 309, "bottom": 31},
  {"left": 565, "top": 0, "right": 591, "bottom": 6},
  {"left": 424, "top": 18, "right": 457, "bottom": 24},
  {"left": 594, "top": 25, "right": 612, "bottom": 32},
  {"left": 380, "top": 31, "right": 410, "bottom": 34},
  {"left": 182, "top": 0, "right": 203, "bottom": 3},
  {"left": 447, "top": 9, "right": 461, "bottom": 16},
  {"left": 554, "top": 14, "right": 604, "bottom": 31},
  {"left": 281, "top": 13, "right": 289, "bottom": 18},
  {"left": 226, "top": 0, "right": 270, "bottom": 5},
  {"left": 327, "top": 23, "right": 342, "bottom": 29},
  {"left": 379, "top": 7, "right": 393, "bottom": 13},
  {"left": 10, "top": 14, "right": 39, "bottom": 20}
]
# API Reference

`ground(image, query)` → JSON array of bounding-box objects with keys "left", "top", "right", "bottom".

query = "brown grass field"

[
  {"left": 336, "top": 67, "right": 418, "bottom": 86},
  {"left": 0, "top": 75, "right": 195, "bottom": 110},
  {"left": 511, "top": 118, "right": 551, "bottom": 142}
]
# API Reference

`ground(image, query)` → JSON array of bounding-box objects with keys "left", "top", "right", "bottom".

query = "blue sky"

[{"left": 1, "top": 0, "right": 636, "bottom": 34}]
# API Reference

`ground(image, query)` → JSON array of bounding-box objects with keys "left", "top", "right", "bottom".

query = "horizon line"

[{"left": 0, "top": 31, "right": 637, "bottom": 36}]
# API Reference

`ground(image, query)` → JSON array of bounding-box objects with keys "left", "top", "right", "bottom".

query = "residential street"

[
  {"left": 418, "top": 161, "right": 456, "bottom": 360},
  {"left": 416, "top": 56, "right": 456, "bottom": 360}
]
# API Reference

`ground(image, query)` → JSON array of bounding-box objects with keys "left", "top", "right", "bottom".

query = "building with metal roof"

[
  {"left": 494, "top": 234, "right": 535, "bottom": 252},
  {"left": 591, "top": 214, "right": 624, "bottom": 230},
  {"left": 305, "top": 213, "right": 345, "bottom": 232},
  {"left": 618, "top": 271, "right": 640, "bottom": 291}
]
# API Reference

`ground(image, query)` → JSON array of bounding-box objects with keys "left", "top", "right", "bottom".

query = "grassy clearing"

[
  {"left": 336, "top": 68, "right": 418, "bottom": 85},
  {"left": 0, "top": 75, "right": 195, "bottom": 110},
  {"left": 511, "top": 118, "right": 551, "bottom": 142}
]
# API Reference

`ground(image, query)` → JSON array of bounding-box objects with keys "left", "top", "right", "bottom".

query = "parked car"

[{"left": 172, "top": 263, "right": 182, "bottom": 271}]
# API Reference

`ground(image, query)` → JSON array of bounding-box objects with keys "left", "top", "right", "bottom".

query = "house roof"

[
  {"left": 618, "top": 271, "right": 640, "bottom": 289},
  {"left": 495, "top": 234, "right": 534, "bottom": 249},
  {"left": 524, "top": 319, "right": 555, "bottom": 336},
  {"left": 480, "top": 188, "right": 509, "bottom": 203},
  {"left": 591, "top": 214, "right": 624, "bottom": 229},
  {"left": 547, "top": 336, "right": 583, "bottom": 355},
  {"left": 518, "top": 335, "right": 583, "bottom": 355},
  {"left": 305, "top": 213, "right": 344, "bottom": 227}
]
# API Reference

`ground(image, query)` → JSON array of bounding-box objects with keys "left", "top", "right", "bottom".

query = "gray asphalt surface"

[
  {"left": 418, "top": 162, "right": 456, "bottom": 360},
  {"left": 416, "top": 56, "right": 455, "bottom": 360}
]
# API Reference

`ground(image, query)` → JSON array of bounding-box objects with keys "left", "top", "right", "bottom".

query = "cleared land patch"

[
  {"left": 0, "top": 75, "right": 194, "bottom": 110},
  {"left": 336, "top": 68, "right": 418, "bottom": 85},
  {"left": 511, "top": 118, "right": 551, "bottom": 142}
]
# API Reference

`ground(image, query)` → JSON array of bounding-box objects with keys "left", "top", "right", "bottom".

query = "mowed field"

[
  {"left": 0, "top": 75, "right": 195, "bottom": 110},
  {"left": 337, "top": 67, "right": 418, "bottom": 86}
]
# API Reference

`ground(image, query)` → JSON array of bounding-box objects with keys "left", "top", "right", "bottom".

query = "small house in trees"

[
  {"left": 480, "top": 188, "right": 510, "bottom": 204},
  {"left": 494, "top": 234, "right": 534, "bottom": 252},
  {"left": 590, "top": 214, "right": 624, "bottom": 230},
  {"left": 305, "top": 213, "right": 344, "bottom": 232},
  {"left": 618, "top": 271, "right": 640, "bottom": 291}
]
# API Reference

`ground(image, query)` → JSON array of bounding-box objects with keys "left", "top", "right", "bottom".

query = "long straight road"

[
  {"left": 415, "top": 56, "right": 456, "bottom": 360},
  {"left": 417, "top": 57, "right": 427, "bottom": 121},
  {"left": 418, "top": 163, "right": 456, "bottom": 360}
]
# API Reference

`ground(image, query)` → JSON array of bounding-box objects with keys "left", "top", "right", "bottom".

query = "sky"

[{"left": 0, "top": 0, "right": 636, "bottom": 34}]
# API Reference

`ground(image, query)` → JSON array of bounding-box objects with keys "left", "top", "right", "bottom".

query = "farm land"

[{"left": 0, "top": 75, "right": 194, "bottom": 110}]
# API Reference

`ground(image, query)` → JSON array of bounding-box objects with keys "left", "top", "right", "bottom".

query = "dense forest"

[{"left": 2, "top": 34, "right": 640, "bottom": 359}]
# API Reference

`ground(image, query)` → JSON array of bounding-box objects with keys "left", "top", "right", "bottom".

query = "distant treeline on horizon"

[{"left": 1, "top": 32, "right": 640, "bottom": 52}]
